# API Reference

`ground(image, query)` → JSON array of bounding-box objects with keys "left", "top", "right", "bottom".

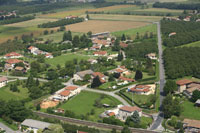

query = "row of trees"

[
  {"left": 163, "top": 47, "right": 200, "bottom": 79},
  {"left": 38, "top": 18, "right": 84, "bottom": 28},
  {"left": 161, "top": 20, "right": 200, "bottom": 47},
  {"left": 153, "top": 2, "right": 200, "bottom": 10},
  {"left": 0, "top": 16, "right": 34, "bottom": 25}
]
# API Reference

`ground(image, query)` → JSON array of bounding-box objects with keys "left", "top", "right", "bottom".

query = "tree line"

[
  {"left": 161, "top": 20, "right": 200, "bottom": 47},
  {"left": 0, "top": 16, "right": 34, "bottom": 25},
  {"left": 38, "top": 17, "right": 84, "bottom": 28},
  {"left": 163, "top": 47, "right": 200, "bottom": 79},
  {"left": 153, "top": 2, "right": 200, "bottom": 10}
]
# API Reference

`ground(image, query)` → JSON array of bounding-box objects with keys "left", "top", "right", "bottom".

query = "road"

[
  {"left": 0, "top": 75, "right": 48, "bottom": 82},
  {"left": 0, "top": 122, "right": 21, "bottom": 133},
  {"left": 33, "top": 111, "right": 157, "bottom": 133},
  {"left": 150, "top": 22, "right": 165, "bottom": 131}
]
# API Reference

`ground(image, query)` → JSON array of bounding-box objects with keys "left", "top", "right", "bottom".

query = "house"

[
  {"left": 118, "top": 106, "right": 142, "bottom": 121},
  {"left": 59, "top": 90, "right": 71, "bottom": 101},
  {"left": 195, "top": 99, "right": 200, "bottom": 107},
  {"left": 4, "top": 63, "right": 12, "bottom": 71},
  {"left": 92, "top": 39, "right": 110, "bottom": 47},
  {"left": 183, "top": 119, "right": 200, "bottom": 133},
  {"left": 54, "top": 108, "right": 65, "bottom": 113},
  {"left": 128, "top": 84, "right": 155, "bottom": 95},
  {"left": 183, "top": 16, "right": 191, "bottom": 21},
  {"left": 176, "top": 79, "right": 193, "bottom": 93},
  {"left": 120, "top": 42, "right": 128, "bottom": 48},
  {"left": 88, "top": 59, "right": 98, "bottom": 64},
  {"left": 45, "top": 53, "right": 53, "bottom": 58},
  {"left": 90, "top": 44, "right": 102, "bottom": 51},
  {"left": 112, "top": 66, "right": 130, "bottom": 75},
  {"left": 64, "top": 85, "right": 81, "bottom": 96},
  {"left": 92, "top": 72, "right": 107, "bottom": 83},
  {"left": 146, "top": 53, "right": 157, "bottom": 60},
  {"left": 4, "top": 52, "right": 23, "bottom": 59},
  {"left": 184, "top": 83, "right": 200, "bottom": 98},
  {"left": 28, "top": 46, "right": 39, "bottom": 54},
  {"left": 15, "top": 66, "right": 25, "bottom": 73},
  {"left": 0, "top": 77, "right": 8, "bottom": 88},
  {"left": 73, "top": 69, "right": 94, "bottom": 81},
  {"left": 119, "top": 76, "right": 135, "bottom": 84},
  {"left": 21, "top": 119, "right": 51, "bottom": 133},
  {"left": 5, "top": 59, "right": 23, "bottom": 69},
  {"left": 93, "top": 51, "right": 107, "bottom": 56},
  {"left": 77, "top": 131, "right": 88, "bottom": 133}
]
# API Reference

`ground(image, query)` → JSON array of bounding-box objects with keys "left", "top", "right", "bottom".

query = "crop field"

[
  {"left": 112, "top": 24, "right": 157, "bottom": 39},
  {"left": 88, "top": 14, "right": 162, "bottom": 22},
  {"left": 39, "top": 5, "right": 136, "bottom": 19},
  {"left": 135, "top": 8, "right": 183, "bottom": 13},
  {"left": 65, "top": 20, "right": 150, "bottom": 33},
  {"left": 5, "top": 18, "right": 58, "bottom": 27}
]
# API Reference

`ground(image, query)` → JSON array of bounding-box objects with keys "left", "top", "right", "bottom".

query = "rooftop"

[
  {"left": 93, "top": 51, "right": 107, "bottom": 55},
  {"left": 92, "top": 72, "right": 105, "bottom": 78},
  {"left": 21, "top": 119, "right": 51, "bottom": 130},
  {"left": 4, "top": 52, "right": 22, "bottom": 57},
  {"left": 65, "top": 86, "right": 78, "bottom": 91},
  {"left": 0, "top": 77, "right": 8, "bottom": 82},
  {"left": 119, "top": 106, "right": 142, "bottom": 113},
  {"left": 59, "top": 90, "right": 71, "bottom": 96},
  {"left": 183, "top": 119, "right": 200, "bottom": 129},
  {"left": 6, "top": 59, "right": 23, "bottom": 64},
  {"left": 76, "top": 69, "right": 94, "bottom": 78},
  {"left": 176, "top": 79, "right": 193, "bottom": 86}
]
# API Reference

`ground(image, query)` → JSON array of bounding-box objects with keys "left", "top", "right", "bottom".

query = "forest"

[
  {"left": 153, "top": 2, "right": 200, "bottom": 10},
  {"left": 0, "top": 16, "right": 34, "bottom": 25},
  {"left": 161, "top": 20, "right": 200, "bottom": 47},
  {"left": 38, "top": 17, "right": 84, "bottom": 28},
  {"left": 163, "top": 47, "right": 200, "bottom": 79}
]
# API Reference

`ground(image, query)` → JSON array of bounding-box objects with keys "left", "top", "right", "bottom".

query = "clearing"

[
  {"left": 180, "top": 41, "right": 200, "bottom": 48},
  {"left": 65, "top": 20, "right": 150, "bottom": 33}
]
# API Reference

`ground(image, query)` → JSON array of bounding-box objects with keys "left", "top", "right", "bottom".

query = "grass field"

[
  {"left": 65, "top": 20, "right": 150, "bottom": 33},
  {"left": 181, "top": 100, "right": 200, "bottom": 120},
  {"left": 112, "top": 24, "right": 157, "bottom": 39},
  {"left": 5, "top": 18, "right": 58, "bottom": 27},
  {"left": 0, "top": 85, "right": 29, "bottom": 101},
  {"left": 59, "top": 91, "right": 122, "bottom": 121},
  {"left": 39, "top": 5, "right": 137, "bottom": 19},
  {"left": 180, "top": 41, "right": 200, "bottom": 47},
  {"left": 88, "top": 14, "right": 162, "bottom": 22},
  {"left": 46, "top": 53, "right": 91, "bottom": 68}
]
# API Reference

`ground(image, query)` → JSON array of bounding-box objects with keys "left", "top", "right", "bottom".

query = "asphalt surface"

[
  {"left": 150, "top": 22, "right": 165, "bottom": 131},
  {"left": 34, "top": 111, "right": 158, "bottom": 133},
  {"left": 0, "top": 122, "right": 21, "bottom": 133}
]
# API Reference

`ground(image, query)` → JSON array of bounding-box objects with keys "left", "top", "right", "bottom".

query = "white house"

[
  {"left": 28, "top": 46, "right": 39, "bottom": 55},
  {"left": 45, "top": 53, "right": 53, "bottom": 58},
  {"left": 117, "top": 106, "right": 142, "bottom": 121},
  {"left": 58, "top": 90, "right": 71, "bottom": 101},
  {"left": 146, "top": 53, "right": 157, "bottom": 60},
  {"left": 21, "top": 119, "right": 51, "bottom": 133},
  {"left": 128, "top": 84, "right": 155, "bottom": 95},
  {"left": 0, "top": 77, "right": 8, "bottom": 88},
  {"left": 64, "top": 85, "right": 81, "bottom": 96}
]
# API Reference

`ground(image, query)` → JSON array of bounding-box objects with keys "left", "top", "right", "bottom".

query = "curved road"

[{"left": 150, "top": 22, "right": 165, "bottom": 131}]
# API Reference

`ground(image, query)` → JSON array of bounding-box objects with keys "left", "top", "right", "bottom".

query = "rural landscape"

[{"left": 0, "top": 0, "right": 200, "bottom": 133}]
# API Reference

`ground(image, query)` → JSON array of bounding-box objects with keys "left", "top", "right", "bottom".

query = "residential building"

[
  {"left": 90, "top": 44, "right": 102, "bottom": 51},
  {"left": 5, "top": 59, "right": 23, "bottom": 69},
  {"left": 28, "top": 46, "right": 39, "bottom": 54},
  {"left": 64, "top": 85, "right": 81, "bottom": 96},
  {"left": 15, "top": 66, "right": 25, "bottom": 73},
  {"left": 4, "top": 52, "right": 23, "bottom": 59},
  {"left": 146, "top": 53, "right": 157, "bottom": 60},
  {"left": 176, "top": 79, "right": 193, "bottom": 93},
  {"left": 119, "top": 76, "right": 135, "bottom": 84},
  {"left": 21, "top": 119, "right": 51, "bottom": 133},
  {"left": 117, "top": 106, "right": 142, "bottom": 121},
  {"left": 183, "top": 119, "right": 200, "bottom": 133},
  {"left": 111, "top": 66, "right": 130, "bottom": 75},
  {"left": 92, "top": 39, "right": 110, "bottom": 47},
  {"left": 45, "top": 53, "right": 53, "bottom": 58},
  {"left": 184, "top": 83, "right": 200, "bottom": 98},
  {"left": 93, "top": 51, "right": 107, "bottom": 56},
  {"left": 59, "top": 90, "right": 71, "bottom": 101},
  {"left": 88, "top": 59, "right": 98, "bottom": 64},
  {"left": 169, "top": 32, "right": 176, "bottom": 37},
  {"left": 0, "top": 77, "right": 8, "bottom": 88},
  {"left": 195, "top": 99, "right": 200, "bottom": 107},
  {"left": 92, "top": 72, "right": 107, "bottom": 83},
  {"left": 128, "top": 84, "right": 155, "bottom": 95},
  {"left": 73, "top": 69, "right": 94, "bottom": 81}
]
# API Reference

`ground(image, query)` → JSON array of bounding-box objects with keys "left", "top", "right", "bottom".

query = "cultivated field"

[
  {"left": 5, "top": 18, "right": 58, "bottom": 27},
  {"left": 65, "top": 20, "right": 150, "bottom": 33},
  {"left": 88, "top": 14, "right": 162, "bottom": 22},
  {"left": 135, "top": 8, "right": 183, "bottom": 13},
  {"left": 39, "top": 5, "right": 136, "bottom": 19}
]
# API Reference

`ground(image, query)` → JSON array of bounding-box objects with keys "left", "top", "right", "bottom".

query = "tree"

[
  {"left": 117, "top": 51, "right": 123, "bottom": 61},
  {"left": 121, "top": 34, "right": 126, "bottom": 41},
  {"left": 192, "top": 90, "right": 200, "bottom": 102},
  {"left": 121, "top": 126, "right": 130, "bottom": 133},
  {"left": 10, "top": 83, "right": 19, "bottom": 92},
  {"left": 37, "top": 55, "right": 45, "bottom": 63},
  {"left": 163, "top": 80, "right": 177, "bottom": 95},
  {"left": 136, "top": 32, "right": 140, "bottom": 40},
  {"left": 112, "top": 38, "right": 120, "bottom": 51},
  {"left": 72, "top": 35, "right": 80, "bottom": 47},
  {"left": 63, "top": 30, "right": 72, "bottom": 41},
  {"left": 44, "top": 124, "right": 64, "bottom": 133},
  {"left": 131, "top": 111, "right": 140, "bottom": 124},
  {"left": 83, "top": 74, "right": 91, "bottom": 81},
  {"left": 43, "top": 30, "right": 49, "bottom": 35},
  {"left": 91, "top": 76, "right": 102, "bottom": 88},
  {"left": 134, "top": 70, "right": 143, "bottom": 80},
  {"left": 59, "top": 26, "right": 66, "bottom": 31},
  {"left": 87, "top": 31, "right": 92, "bottom": 38},
  {"left": 86, "top": 14, "right": 90, "bottom": 20},
  {"left": 46, "top": 69, "right": 58, "bottom": 80},
  {"left": 36, "top": 104, "right": 41, "bottom": 111}
]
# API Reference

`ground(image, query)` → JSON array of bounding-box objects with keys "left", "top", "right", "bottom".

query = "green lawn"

[
  {"left": 181, "top": 100, "right": 200, "bottom": 120},
  {"left": 180, "top": 41, "right": 200, "bottom": 48},
  {"left": 99, "top": 81, "right": 117, "bottom": 90},
  {"left": 0, "top": 85, "right": 29, "bottom": 101},
  {"left": 59, "top": 91, "right": 122, "bottom": 121},
  {"left": 140, "top": 116, "right": 153, "bottom": 128},
  {"left": 46, "top": 53, "right": 90, "bottom": 68},
  {"left": 112, "top": 24, "right": 157, "bottom": 39}
]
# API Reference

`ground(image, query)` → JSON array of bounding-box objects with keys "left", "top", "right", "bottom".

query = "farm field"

[
  {"left": 112, "top": 24, "right": 157, "bottom": 39},
  {"left": 0, "top": 85, "right": 29, "bottom": 101},
  {"left": 181, "top": 100, "right": 200, "bottom": 120},
  {"left": 88, "top": 14, "right": 162, "bottom": 22},
  {"left": 40, "top": 5, "right": 136, "bottom": 19},
  {"left": 135, "top": 8, "right": 183, "bottom": 13},
  {"left": 5, "top": 18, "right": 58, "bottom": 27},
  {"left": 65, "top": 20, "right": 150, "bottom": 33},
  {"left": 59, "top": 91, "right": 122, "bottom": 121},
  {"left": 46, "top": 53, "right": 91, "bottom": 68}
]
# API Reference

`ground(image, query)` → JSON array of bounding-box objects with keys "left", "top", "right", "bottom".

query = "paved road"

[
  {"left": 0, "top": 75, "right": 48, "bottom": 82},
  {"left": 0, "top": 122, "right": 21, "bottom": 133},
  {"left": 150, "top": 22, "right": 165, "bottom": 131},
  {"left": 34, "top": 111, "right": 158, "bottom": 133}
]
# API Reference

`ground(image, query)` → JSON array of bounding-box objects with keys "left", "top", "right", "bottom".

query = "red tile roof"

[
  {"left": 6, "top": 59, "right": 23, "bottom": 64},
  {"left": 115, "top": 68, "right": 124, "bottom": 73},
  {"left": 119, "top": 76, "right": 135, "bottom": 82},
  {"left": 93, "top": 51, "right": 107, "bottom": 55},
  {"left": 59, "top": 90, "right": 71, "bottom": 96},
  {"left": 176, "top": 79, "right": 193, "bottom": 86},
  {"left": 183, "top": 119, "right": 200, "bottom": 129},
  {"left": 119, "top": 106, "right": 142, "bottom": 113},
  {"left": 130, "top": 85, "right": 151, "bottom": 92},
  {"left": 65, "top": 86, "right": 78, "bottom": 91},
  {"left": 28, "top": 46, "right": 36, "bottom": 50},
  {"left": 15, "top": 66, "right": 24, "bottom": 71},
  {"left": 108, "top": 112, "right": 115, "bottom": 116},
  {"left": 92, "top": 72, "right": 105, "bottom": 78},
  {"left": 0, "top": 77, "right": 8, "bottom": 82},
  {"left": 120, "top": 42, "right": 128, "bottom": 48},
  {"left": 4, "top": 52, "right": 22, "bottom": 57}
]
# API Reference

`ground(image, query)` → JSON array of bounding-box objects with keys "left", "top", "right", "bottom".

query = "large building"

[
  {"left": 118, "top": 106, "right": 142, "bottom": 121},
  {"left": 73, "top": 70, "right": 94, "bottom": 81}
]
